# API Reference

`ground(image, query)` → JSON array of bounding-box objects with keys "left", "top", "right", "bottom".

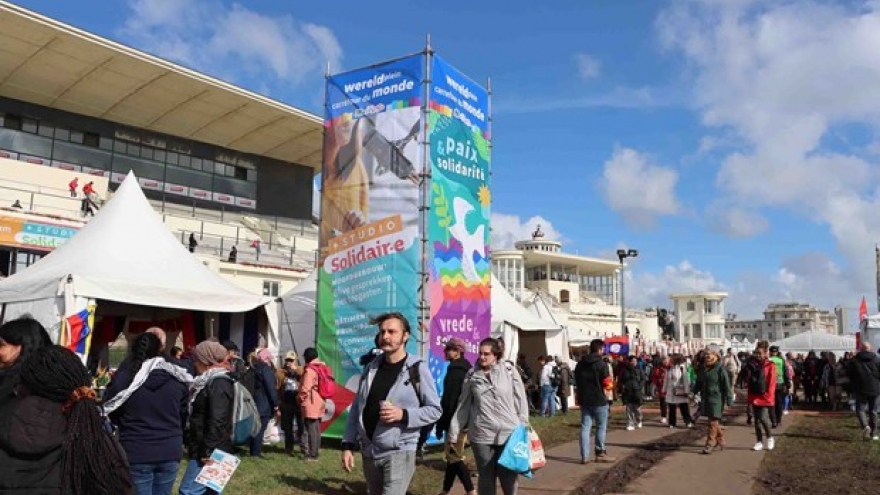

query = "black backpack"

[
  {"left": 550, "top": 365, "right": 563, "bottom": 387},
  {"left": 747, "top": 361, "right": 767, "bottom": 395}
]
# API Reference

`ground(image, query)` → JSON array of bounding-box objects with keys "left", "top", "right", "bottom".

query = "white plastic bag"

[{"left": 263, "top": 417, "right": 282, "bottom": 445}]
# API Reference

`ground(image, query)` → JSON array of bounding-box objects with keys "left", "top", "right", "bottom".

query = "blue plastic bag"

[{"left": 498, "top": 424, "right": 533, "bottom": 478}]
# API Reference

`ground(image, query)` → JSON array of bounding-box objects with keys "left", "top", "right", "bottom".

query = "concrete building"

[
  {"left": 725, "top": 302, "right": 839, "bottom": 342},
  {"left": 669, "top": 292, "right": 728, "bottom": 344},
  {"left": 491, "top": 226, "right": 659, "bottom": 343}
]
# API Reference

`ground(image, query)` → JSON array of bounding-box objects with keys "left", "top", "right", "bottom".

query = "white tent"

[
  {"left": 860, "top": 315, "right": 880, "bottom": 351},
  {"left": 278, "top": 271, "right": 317, "bottom": 358},
  {"left": 490, "top": 277, "right": 564, "bottom": 361},
  {"left": 0, "top": 172, "right": 277, "bottom": 348},
  {"left": 770, "top": 330, "right": 857, "bottom": 355}
]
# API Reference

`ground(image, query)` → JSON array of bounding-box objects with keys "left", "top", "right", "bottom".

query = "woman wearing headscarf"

[
  {"left": 102, "top": 333, "right": 192, "bottom": 495},
  {"left": 179, "top": 341, "right": 234, "bottom": 495},
  {"left": 0, "top": 317, "right": 52, "bottom": 402},
  {"left": 0, "top": 345, "right": 133, "bottom": 495},
  {"left": 664, "top": 354, "right": 694, "bottom": 428},
  {"left": 448, "top": 338, "right": 529, "bottom": 495},
  {"left": 249, "top": 348, "right": 279, "bottom": 458},
  {"left": 693, "top": 350, "right": 732, "bottom": 454}
]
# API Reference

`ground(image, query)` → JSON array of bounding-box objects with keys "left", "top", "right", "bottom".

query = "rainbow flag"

[{"left": 65, "top": 308, "right": 92, "bottom": 354}]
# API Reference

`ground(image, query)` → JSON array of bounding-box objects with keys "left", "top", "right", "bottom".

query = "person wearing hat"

[
  {"left": 435, "top": 337, "right": 475, "bottom": 495},
  {"left": 179, "top": 341, "right": 234, "bottom": 495},
  {"left": 277, "top": 351, "right": 304, "bottom": 456},
  {"left": 768, "top": 346, "right": 789, "bottom": 428}
]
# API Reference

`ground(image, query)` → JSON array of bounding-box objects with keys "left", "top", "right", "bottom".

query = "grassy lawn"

[
  {"left": 180, "top": 409, "right": 624, "bottom": 495},
  {"left": 755, "top": 413, "right": 880, "bottom": 495}
]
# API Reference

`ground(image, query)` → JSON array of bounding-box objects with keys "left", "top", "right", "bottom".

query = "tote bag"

[{"left": 498, "top": 424, "right": 532, "bottom": 476}]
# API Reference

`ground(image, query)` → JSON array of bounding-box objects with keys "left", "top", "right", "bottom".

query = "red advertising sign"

[
  {"left": 80, "top": 166, "right": 109, "bottom": 178},
  {"left": 0, "top": 149, "right": 18, "bottom": 160},
  {"left": 164, "top": 182, "right": 189, "bottom": 197},
  {"left": 51, "top": 160, "right": 80, "bottom": 172},
  {"left": 212, "top": 192, "right": 234, "bottom": 205},
  {"left": 188, "top": 188, "right": 211, "bottom": 200},
  {"left": 138, "top": 178, "right": 163, "bottom": 191},
  {"left": 20, "top": 155, "right": 48, "bottom": 166},
  {"left": 234, "top": 197, "right": 257, "bottom": 209}
]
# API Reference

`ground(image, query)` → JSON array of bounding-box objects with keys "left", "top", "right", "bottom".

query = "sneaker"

[
  {"left": 767, "top": 438, "right": 775, "bottom": 451},
  {"left": 595, "top": 452, "right": 616, "bottom": 463},
  {"left": 753, "top": 442, "right": 764, "bottom": 451},
  {"left": 783, "top": 410, "right": 789, "bottom": 415},
  {"left": 637, "top": 422, "right": 643, "bottom": 429},
  {"left": 626, "top": 425, "right": 635, "bottom": 431},
  {"left": 873, "top": 436, "right": 879, "bottom": 441},
  {"left": 660, "top": 417, "right": 668, "bottom": 425},
  {"left": 864, "top": 426, "right": 872, "bottom": 440},
  {"left": 686, "top": 423, "right": 694, "bottom": 428}
]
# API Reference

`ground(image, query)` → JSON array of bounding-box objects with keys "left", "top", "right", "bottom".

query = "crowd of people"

[{"left": 2, "top": 311, "right": 878, "bottom": 495}]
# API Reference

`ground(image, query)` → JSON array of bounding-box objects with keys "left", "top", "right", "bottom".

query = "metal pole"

[
  {"left": 620, "top": 262, "right": 626, "bottom": 336},
  {"left": 417, "top": 36, "right": 433, "bottom": 360}
]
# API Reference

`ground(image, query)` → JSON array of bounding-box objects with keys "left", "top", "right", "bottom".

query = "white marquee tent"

[
  {"left": 860, "top": 315, "right": 880, "bottom": 351},
  {"left": 0, "top": 172, "right": 277, "bottom": 349},
  {"left": 770, "top": 330, "right": 857, "bottom": 355},
  {"left": 278, "top": 270, "right": 317, "bottom": 358},
  {"left": 491, "top": 277, "right": 565, "bottom": 361}
]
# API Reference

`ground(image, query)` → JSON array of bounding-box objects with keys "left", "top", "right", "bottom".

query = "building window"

[
  {"left": 686, "top": 301, "right": 696, "bottom": 311},
  {"left": 692, "top": 323, "right": 702, "bottom": 338},
  {"left": 784, "top": 332, "right": 790, "bottom": 338},
  {"left": 768, "top": 332, "right": 774, "bottom": 340},
  {"left": 801, "top": 322, "right": 806, "bottom": 326},
  {"left": 262, "top": 280, "right": 279, "bottom": 297},
  {"left": 559, "top": 289, "right": 570, "bottom": 303}
]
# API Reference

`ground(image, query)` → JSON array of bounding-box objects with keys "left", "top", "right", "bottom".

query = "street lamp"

[{"left": 616, "top": 248, "right": 638, "bottom": 336}]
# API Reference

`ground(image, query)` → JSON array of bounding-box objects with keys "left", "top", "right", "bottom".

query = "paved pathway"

[{"left": 447, "top": 406, "right": 795, "bottom": 495}]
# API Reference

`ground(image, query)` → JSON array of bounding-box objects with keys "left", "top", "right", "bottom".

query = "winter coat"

[
  {"left": 617, "top": 363, "right": 644, "bottom": 405},
  {"left": 557, "top": 363, "right": 572, "bottom": 397},
  {"left": 105, "top": 368, "right": 189, "bottom": 464},
  {"left": 847, "top": 351, "right": 880, "bottom": 398},
  {"left": 574, "top": 354, "right": 613, "bottom": 407},
  {"left": 0, "top": 395, "right": 66, "bottom": 494},
  {"left": 186, "top": 376, "right": 235, "bottom": 460},
  {"left": 436, "top": 356, "right": 471, "bottom": 439},
  {"left": 694, "top": 363, "right": 731, "bottom": 419},
  {"left": 0, "top": 362, "right": 21, "bottom": 404},
  {"left": 651, "top": 365, "right": 668, "bottom": 397},
  {"left": 449, "top": 361, "right": 529, "bottom": 446},
  {"left": 664, "top": 364, "right": 691, "bottom": 405},
  {"left": 299, "top": 360, "right": 328, "bottom": 420},
  {"left": 251, "top": 361, "right": 278, "bottom": 418},
  {"left": 746, "top": 358, "right": 777, "bottom": 407}
]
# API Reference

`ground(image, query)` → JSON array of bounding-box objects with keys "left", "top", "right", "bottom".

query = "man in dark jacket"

[
  {"left": 434, "top": 337, "right": 475, "bottom": 495},
  {"left": 574, "top": 339, "right": 615, "bottom": 464},
  {"left": 846, "top": 342, "right": 880, "bottom": 441},
  {"left": 179, "top": 341, "right": 235, "bottom": 495}
]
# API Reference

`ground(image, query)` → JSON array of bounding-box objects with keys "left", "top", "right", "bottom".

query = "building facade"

[
  {"left": 670, "top": 292, "right": 728, "bottom": 344},
  {"left": 725, "top": 302, "right": 839, "bottom": 342}
]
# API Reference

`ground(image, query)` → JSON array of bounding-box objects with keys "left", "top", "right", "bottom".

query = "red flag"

[{"left": 860, "top": 296, "right": 868, "bottom": 322}]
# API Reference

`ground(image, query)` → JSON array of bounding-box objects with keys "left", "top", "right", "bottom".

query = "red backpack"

[{"left": 307, "top": 363, "right": 335, "bottom": 399}]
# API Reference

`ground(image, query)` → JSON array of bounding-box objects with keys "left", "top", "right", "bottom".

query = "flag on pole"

[
  {"left": 859, "top": 296, "right": 868, "bottom": 322},
  {"left": 604, "top": 336, "right": 630, "bottom": 356},
  {"left": 64, "top": 308, "right": 93, "bottom": 355}
]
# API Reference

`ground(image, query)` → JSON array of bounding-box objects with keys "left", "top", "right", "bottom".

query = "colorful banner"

[
  {"left": 317, "top": 54, "right": 424, "bottom": 437},
  {"left": 426, "top": 56, "right": 492, "bottom": 390},
  {"left": 0, "top": 215, "right": 79, "bottom": 251}
]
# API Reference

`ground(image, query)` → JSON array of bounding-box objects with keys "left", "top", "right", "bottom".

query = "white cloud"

[
  {"left": 119, "top": 0, "right": 342, "bottom": 94},
  {"left": 600, "top": 146, "right": 681, "bottom": 228},
  {"left": 656, "top": 0, "right": 880, "bottom": 303},
  {"left": 706, "top": 203, "right": 769, "bottom": 238},
  {"left": 574, "top": 53, "right": 602, "bottom": 80},
  {"left": 627, "top": 260, "right": 727, "bottom": 310},
  {"left": 490, "top": 213, "right": 564, "bottom": 249}
]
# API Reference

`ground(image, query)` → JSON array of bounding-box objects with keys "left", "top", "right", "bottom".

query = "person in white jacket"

[
  {"left": 449, "top": 338, "right": 528, "bottom": 495},
  {"left": 663, "top": 354, "right": 694, "bottom": 428}
]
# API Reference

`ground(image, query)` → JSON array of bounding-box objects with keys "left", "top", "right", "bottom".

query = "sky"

[{"left": 14, "top": 0, "right": 880, "bottom": 327}]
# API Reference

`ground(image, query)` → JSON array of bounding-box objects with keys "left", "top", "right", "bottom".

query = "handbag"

[
  {"left": 498, "top": 424, "right": 531, "bottom": 476},
  {"left": 262, "top": 417, "right": 282, "bottom": 445},
  {"left": 673, "top": 384, "right": 688, "bottom": 397},
  {"left": 528, "top": 426, "right": 546, "bottom": 471}
]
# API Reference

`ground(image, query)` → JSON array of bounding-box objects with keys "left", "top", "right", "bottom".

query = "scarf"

[
  {"left": 188, "top": 367, "right": 229, "bottom": 410},
  {"left": 103, "top": 357, "right": 193, "bottom": 414}
]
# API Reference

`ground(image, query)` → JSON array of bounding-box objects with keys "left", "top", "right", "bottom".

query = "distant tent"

[
  {"left": 278, "top": 271, "right": 317, "bottom": 358},
  {"left": 490, "top": 277, "right": 563, "bottom": 361},
  {"left": 771, "top": 330, "right": 856, "bottom": 355}
]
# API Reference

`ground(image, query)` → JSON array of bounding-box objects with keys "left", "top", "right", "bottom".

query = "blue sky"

[{"left": 15, "top": 0, "right": 880, "bottom": 325}]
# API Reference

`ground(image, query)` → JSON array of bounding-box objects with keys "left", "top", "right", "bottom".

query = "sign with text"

[{"left": 0, "top": 215, "right": 79, "bottom": 251}]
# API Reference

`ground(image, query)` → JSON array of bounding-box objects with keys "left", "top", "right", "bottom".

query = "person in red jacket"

[
  {"left": 651, "top": 357, "right": 670, "bottom": 424},
  {"left": 746, "top": 346, "right": 777, "bottom": 451}
]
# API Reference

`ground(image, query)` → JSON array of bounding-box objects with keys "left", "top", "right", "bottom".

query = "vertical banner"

[
  {"left": 318, "top": 54, "right": 424, "bottom": 437},
  {"left": 427, "top": 56, "right": 492, "bottom": 386}
]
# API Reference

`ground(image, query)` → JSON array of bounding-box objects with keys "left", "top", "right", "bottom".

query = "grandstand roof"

[{"left": 0, "top": 1, "right": 323, "bottom": 170}]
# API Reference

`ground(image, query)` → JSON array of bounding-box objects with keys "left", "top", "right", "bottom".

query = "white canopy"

[
  {"left": 771, "top": 330, "right": 856, "bottom": 355},
  {"left": 0, "top": 172, "right": 274, "bottom": 339},
  {"left": 490, "top": 277, "right": 564, "bottom": 360},
  {"left": 278, "top": 271, "right": 317, "bottom": 357}
]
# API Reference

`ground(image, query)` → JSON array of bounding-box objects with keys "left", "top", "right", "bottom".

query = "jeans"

[
  {"left": 178, "top": 459, "right": 218, "bottom": 495},
  {"left": 540, "top": 385, "right": 557, "bottom": 416},
  {"left": 753, "top": 406, "right": 773, "bottom": 442},
  {"left": 855, "top": 395, "right": 878, "bottom": 434},
  {"left": 250, "top": 414, "right": 271, "bottom": 456},
  {"left": 362, "top": 451, "right": 416, "bottom": 495},
  {"left": 471, "top": 443, "right": 518, "bottom": 495},
  {"left": 579, "top": 404, "right": 609, "bottom": 461},
  {"left": 131, "top": 461, "right": 179, "bottom": 495},
  {"left": 773, "top": 386, "right": 786, "bottom": 425}
]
